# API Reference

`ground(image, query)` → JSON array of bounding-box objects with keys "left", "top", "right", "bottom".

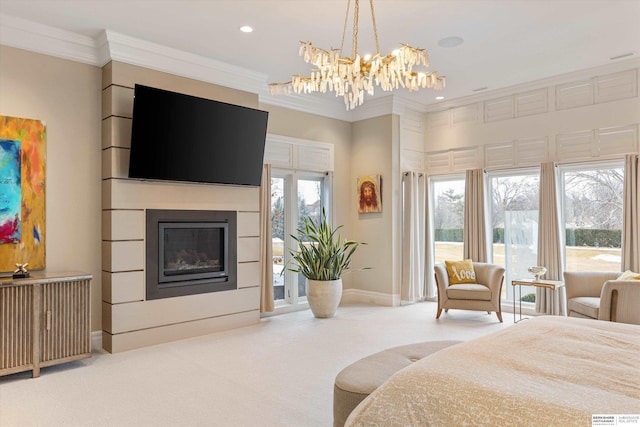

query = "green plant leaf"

[{"left": 283, "top": 207, "right": 367, "bottom": 280}]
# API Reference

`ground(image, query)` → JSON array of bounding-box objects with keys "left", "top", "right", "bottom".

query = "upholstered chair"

[
  {"left": 599, "top": 279, "right": 640, "bottom": 325},
  {"left": 565, "top": 271, "right": 640, "bottom": 325},
  {"left": 563, "top": 271, "right": 619, "bottom": 319},
  {"left": 434, "top": 262, "right": 505, "bottom": 322}
]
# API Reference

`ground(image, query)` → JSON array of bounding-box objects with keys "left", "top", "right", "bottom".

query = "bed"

[{"left": 345, "top": 316, "right": 640, "bottom": 426}]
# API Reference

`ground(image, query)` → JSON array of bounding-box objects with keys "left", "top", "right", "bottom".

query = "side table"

[{"left": 511, "top": 278, "right": 565, "bottom": 323}]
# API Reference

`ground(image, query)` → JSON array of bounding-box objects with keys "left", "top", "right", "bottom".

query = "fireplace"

[{"left": 146, "top": 209, "right": 237, "bottom": 300}]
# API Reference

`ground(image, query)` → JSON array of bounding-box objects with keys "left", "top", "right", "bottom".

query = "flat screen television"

[{"left": 128, "top": 84, "right": 268, "bottom": 186}]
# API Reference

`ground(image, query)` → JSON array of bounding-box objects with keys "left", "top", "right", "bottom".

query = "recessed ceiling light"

[
  {"left": 472, "top": 86, "right": 488, "bottom": 92},
  {"left": 437, "top": 36, "right": 464, "bottom": 48},
  {"left": 239, "top": 26, "right": 253, "bottom": 33},
  {"left": 436, "top": 96, "right": 445, "bottom": 100}
]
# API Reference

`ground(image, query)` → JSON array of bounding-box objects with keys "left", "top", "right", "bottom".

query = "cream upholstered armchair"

[
  {"left": 564, "top": 271, "right": 640, "bottom": 325},
  {"left": 599, "top": 279, "right": 640, "bottom": 324},
  {"left": 564, "top": 271, "right": 619, "bottom": 320},
  {"left": 434, "top": 262, "right": 505, "bottom": 322}
]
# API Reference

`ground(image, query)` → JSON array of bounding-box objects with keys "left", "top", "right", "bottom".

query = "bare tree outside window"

[
  {"left": 562, "top": 166, "right": 624, "bottom": 271},
  {"left": 432, "top": 179, "right": 465, "bottom": 263},
  {"left": 491, "top": 176, "right": 539, "bottom": 229},
  {"left": 564, "top": 169, "right": 623, "bottom": 231}
]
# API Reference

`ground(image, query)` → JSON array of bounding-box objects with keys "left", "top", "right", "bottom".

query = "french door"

[{"left": 271, "top": 170, "right": 328, "bottom": 308}]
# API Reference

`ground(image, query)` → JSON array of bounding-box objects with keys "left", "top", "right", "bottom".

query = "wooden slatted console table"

[{"left": 0, "top": 272, "right": 92, "bottom": 378}]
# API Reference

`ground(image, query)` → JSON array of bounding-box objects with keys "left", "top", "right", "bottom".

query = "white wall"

[
  {"left": 347, "top": 115, "right": 402, "bottom": 304},
  {"left": 260, "top": 105, "right": 351, "bottom": 229}
]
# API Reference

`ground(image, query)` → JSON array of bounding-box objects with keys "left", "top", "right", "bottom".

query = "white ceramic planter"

[{"left": 306, "top": 278, "right": 343, "bottom": 318}]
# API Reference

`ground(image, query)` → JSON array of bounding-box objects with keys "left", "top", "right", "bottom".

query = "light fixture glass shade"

[{"left": 269, "top": 0, "right": 445, "bottom": 110}]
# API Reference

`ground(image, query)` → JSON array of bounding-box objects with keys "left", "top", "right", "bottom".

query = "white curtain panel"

[
  {"left": 425, "top": 176, "right": 436, "bottom": 299},
  {"left": 536, "top": 162, "right": 565, "bottom": 315},
  {"left": 401, "top": 172, "right": 427, "bottom": 303},
  {"left": 463, "top": 169, "right": 488, "bottom": 262},
  {"left": 622, "top": 154, "right": 639, "bottom": 272},
  {"left": 260, "top": 164, "right": 274, "bottom": 313}
]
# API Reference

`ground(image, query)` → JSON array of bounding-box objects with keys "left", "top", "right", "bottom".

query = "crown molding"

[
  {"left": 100, "top": 30, "right": 268, "bottom": 95},
  {"left": 259, "top": 90, "right": 351, "bottom": 121},
  {"left": 425, "top": 57, "right": 640, "bottom": 113},
  {"left": 346, "top": 95, "right": 429, "bottom": 122},
  {"left": 261, "top": 92, "right": 431, "bottom": 123},
  {"left": 0, "top": 14, "right": 270, "bottom": 95},
  {"left": 348, "top": 95, "right": 395, "bottom": 121},
  {"left": 0, "top": 14, "right": 101, "bottom": 65}
]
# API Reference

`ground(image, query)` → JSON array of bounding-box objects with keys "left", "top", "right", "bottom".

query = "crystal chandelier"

[{"left": 269, "top": 0, "right": 445, "bottom": 110}]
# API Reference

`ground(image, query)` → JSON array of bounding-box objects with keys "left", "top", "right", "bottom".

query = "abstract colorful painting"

[
  {"left": 0, "top": 139, "right": 22, "bottom": 243},
  {"left": 0, "top": 116, "right": 46, "bottom": 272}
]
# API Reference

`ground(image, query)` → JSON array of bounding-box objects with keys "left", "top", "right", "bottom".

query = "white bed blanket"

[{"left": 346, "top": 316, "right": 640, "bottom": 426}]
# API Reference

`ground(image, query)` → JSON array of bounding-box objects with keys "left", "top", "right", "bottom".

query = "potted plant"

[{"left": 286, "top": 208, "right": 366, "bottom": 318}]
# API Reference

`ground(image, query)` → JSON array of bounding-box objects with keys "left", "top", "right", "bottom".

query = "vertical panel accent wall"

[
  {"left": 424, "top": 65, "right": 640, "bottom": 174},
  {"left": 101, "top": 62, "right": 262, "bottom": 353}
]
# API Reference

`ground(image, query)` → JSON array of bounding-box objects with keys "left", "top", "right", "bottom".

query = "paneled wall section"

[
  {"left": 101, "top": 61, "right": 262, "bottom": 353},
  {"left": 422, "top": 66, "right": 640, "bottom": 175}
]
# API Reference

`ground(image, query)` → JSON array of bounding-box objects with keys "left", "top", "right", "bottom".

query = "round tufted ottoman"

[{"left": 333, "top": 340, "right": 462, "bottom": 427}]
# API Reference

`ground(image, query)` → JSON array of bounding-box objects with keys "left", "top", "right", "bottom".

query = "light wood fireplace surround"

[{"left": 101, "top": 62, "right": 262, "bottom": 353}]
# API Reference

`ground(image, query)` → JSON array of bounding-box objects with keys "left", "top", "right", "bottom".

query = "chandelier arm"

[
  {"left": 369, "top": 0, "right": 380, "bottom": 54},
  {"left": 269, "top": 81, "right": 293, "bottom": 86},
  {"left": 302, "top": 42, "right": 338, "bottom": 57}
]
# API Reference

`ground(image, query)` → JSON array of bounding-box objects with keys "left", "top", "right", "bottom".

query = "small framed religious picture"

[{"left": 357, "top": 175, "right": 382, "bottom": 213}]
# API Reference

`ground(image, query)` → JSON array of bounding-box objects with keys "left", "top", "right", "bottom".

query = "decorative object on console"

[
  {"left": 357, "top": 175, "right": 382, "bottom": 213},
  {"left": 12, "top": 262, "right": 29, "bottom": 279},
  {"left": 0, "top": 115, "right": 46, "bottom": 273},
  {"left": 269, "top": 0, "right": 445, "bottom": 110},
  {"left": 285, "top": 208, "right": 367, "bottom": 318},
  {"left": 528, "top": 265, "right": 547, "bottom": 281}
]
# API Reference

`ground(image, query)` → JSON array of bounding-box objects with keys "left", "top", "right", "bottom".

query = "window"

[
  {"left": 271, "top": 176, "right": 286, "bottom": 301},
  {"left": 271, "top": 171, "right": 329, "bottom": 308},
  {"left": 560, "top": 162, "right": 624, "bottom": 272},
  {"left": 430, "top": 177, "right": 465, "bottom": 264},
  {"left": 488, "top": 171, "right": 540, "bottom": 302}
]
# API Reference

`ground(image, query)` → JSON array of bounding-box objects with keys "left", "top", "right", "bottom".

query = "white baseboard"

[
  {"left": 261, "top": 301, "right": 310, "bottom": 318},
  {"left": 341, "top": 289, "right": 399, "bottom": 307},
  {"left": 91, "top": 331, "right": 103, "bottom": 351},
  {"left": 503, "top": 301, "right": 538, "bottom": 316}
]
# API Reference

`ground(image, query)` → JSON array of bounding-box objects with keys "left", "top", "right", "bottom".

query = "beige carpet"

[{"left": 0, "top": 301, "right": 512, "bottom": 426}]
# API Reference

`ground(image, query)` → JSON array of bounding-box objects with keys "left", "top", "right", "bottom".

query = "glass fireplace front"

[{"left": 159, "top": 222, "right": 228, "bottom": 285}]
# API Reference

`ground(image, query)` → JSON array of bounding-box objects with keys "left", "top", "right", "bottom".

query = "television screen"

[{"left": 128, "top": 84, "right": 268, "bottom": 186}]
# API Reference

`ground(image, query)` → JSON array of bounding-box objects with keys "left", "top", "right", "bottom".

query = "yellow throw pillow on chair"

[
  {"left": 618, "top": 270, "right": 640, "bottom": 280},
  {"left": 445, "top": 259, "right": 476, "bottom": 284}
]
